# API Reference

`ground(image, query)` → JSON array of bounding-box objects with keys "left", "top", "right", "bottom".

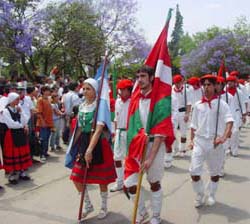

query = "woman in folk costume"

[
  {"left": 1, "top": 92, "right": 32, "bottom": 184},
  {"left": 68, "top": 78, "right": 116, "bottom": 220}
]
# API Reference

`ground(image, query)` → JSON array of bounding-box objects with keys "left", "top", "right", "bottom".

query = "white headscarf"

[
  {"left": 7, "top": 92, "right": 19, "bottom": 104},
  {"left": 84, "top": 78, "right": 98, "bottom": 93}
]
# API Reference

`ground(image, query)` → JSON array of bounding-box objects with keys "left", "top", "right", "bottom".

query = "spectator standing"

[
  {"left": 36, "top": 86, "right": 54, "bottom": 163},
  {"left": 50, "top": 93, "right": 64, "bottom": 151}
]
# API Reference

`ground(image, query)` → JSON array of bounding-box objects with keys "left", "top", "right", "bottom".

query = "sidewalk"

[{"left": 0, "top": 126, "right": 250, "bottom": 224}]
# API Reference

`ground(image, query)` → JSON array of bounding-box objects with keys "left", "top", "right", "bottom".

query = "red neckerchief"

[
  {"left": 200, "top": 95, "right": 218, "bottom": 108},
  {"left": 227, "top": 87, "right": 236, "bottom": 96},
  {"left": 173, "top": 86, "right": 183, "bottom": 93},
  {"left": 139, "top": 90, "right": 152, "bottom": 99},
  {"left": 120, "top": 96, "right": 130, "bottom": 102}
]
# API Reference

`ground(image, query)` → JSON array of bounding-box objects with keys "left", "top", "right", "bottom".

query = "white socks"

[
  {"left": 129, "top": 187, "right": 146, "bottom": 217},
  {"left": 100, "top": 191, "right": 108, "bottom": 211},
  {"left": 192, "top": 179, "right": 204, "bottom": 196},
  {"left": 115, "top": 167, "right": 124, "bottom": 187},
  {"left": 151, "top": 189, "right": 163, "bottom": 217}
]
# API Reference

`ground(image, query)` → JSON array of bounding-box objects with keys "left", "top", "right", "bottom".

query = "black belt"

[
  {"left": 149, "top": 136, "right": 154, "bottom": 142},
  {"left": 178, "top": 107, "right": 186, "bottom": 112}
]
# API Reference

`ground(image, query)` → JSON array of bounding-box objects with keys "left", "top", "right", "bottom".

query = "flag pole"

[
  {"left": 132, "top": 139, "right": 148, "bottom": 224},
  {"left": 77, "top": 51, "right": 109, "bottom": 223},
  {"left": 132, "top": 9, "right": 173, "bottom": 224}
]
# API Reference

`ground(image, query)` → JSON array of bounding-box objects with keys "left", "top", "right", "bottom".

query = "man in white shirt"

[
  {"left": 19, "top": 86, "right": 35, "bottom": 122},
  {"left": 124, "top": 66, "right": 167, "bottom": 224},
  {"left": 62, "top": 82, "right": 81, "bottom": 143},
  {"left": 172, "top": 74, "right": 192, "bottom": 157},
  {"left": 226, "top": 75, "right": 247, "bottom": 156},
  {"left": 110, "top": 79, "right": 133, "bottom": 192},
  {"left": 188, "top": 77, "right": 203, "bottom": 109},
  {"left": 62, "top": 82, "right": 81, "bottom": 117},
  {"left": 190, "top": 74, "right": 233, "bottom": 208},
  {"left": 215, "top": 76, "right": 234, "bottom": 176}
]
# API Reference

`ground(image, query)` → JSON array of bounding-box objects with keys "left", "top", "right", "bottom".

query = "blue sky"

[{"left": 136, "top": 0, "right": 250, "bottom": 43}]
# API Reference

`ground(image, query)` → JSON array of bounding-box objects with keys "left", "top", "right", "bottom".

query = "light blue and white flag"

[{"left": 94, "top": 63, "right": 112, "bottom": 133}]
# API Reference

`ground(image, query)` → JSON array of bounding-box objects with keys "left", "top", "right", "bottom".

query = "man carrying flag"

[{"left": 124, "top": 9, "right": 174, "bottom": 224}]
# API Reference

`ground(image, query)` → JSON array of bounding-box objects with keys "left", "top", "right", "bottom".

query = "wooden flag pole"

[{"left": 132, "top": 140, "right": 148, "bottom": 224}]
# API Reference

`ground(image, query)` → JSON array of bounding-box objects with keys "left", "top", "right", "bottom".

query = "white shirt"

[
  {"left": 172, "top": 85, "right": 192, "bottom": 111},
  {"left": 238, "top": 84, "right": 248, "bottom": 105},
  {"left": 245, "top": 82, "right": 250, "bottom": 111},
  {"left": 231, "top": 89, "right": 247, "bottom": 114},
  {"left": 114, "top": 97, "right": 130, "bottom": 129},
  {"left": 191, "top": 98, "right": 234, "bottom": 139},
  {"left": 58, "top": 87, "right": 64, "bottom": 97},
  {"left": 139, "top": 98, "right": 150, "bottom": 131},
  {"left": 189, "top": 86, "right": 203, "bottom": 107},
  {"left": 2, "top": 106, "right": 28, "bottom": 129},
  {"left": 62, "top": 91, "right": 81, "bottom": 115},
  {"left": 19, "top": 95, "right": 34, "bottom": 121}
]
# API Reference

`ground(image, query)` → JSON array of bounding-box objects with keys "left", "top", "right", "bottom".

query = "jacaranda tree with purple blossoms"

[
  {"left": 181, "top": 32, "right": 250, "bottom": 77},
  {"left": 0, "top": 0, "right": 41, "bottom": 79}
]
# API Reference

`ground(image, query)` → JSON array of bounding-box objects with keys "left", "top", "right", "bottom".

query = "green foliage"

[
  {"left": 168, "top": 4, "right": 184, "bottom": 74},
  {"left": 110, "top": 58, "right": 142, "bottom": 79},
  {"left": 179, "top": 33, "right": 196, "bottom": 54}
]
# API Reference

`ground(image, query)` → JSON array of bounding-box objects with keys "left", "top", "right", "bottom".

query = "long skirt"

[
  {"left": 70, "top": 138, "right": 117, "bottom": 185},
  {"left": 3, "top": 130, "right": 32, "bottom": 173}
]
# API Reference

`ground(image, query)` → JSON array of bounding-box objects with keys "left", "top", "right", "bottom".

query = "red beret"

[
  {"left": 216, "top": 76, "right": 225, "bottom": 83},
  {"left": 173, "top": 74, "right": 183, "bottom": 84},
  {"left": 230, "top": 71, "right": 239, "bottom": 76},
  {"left": 238, "top": 79, "right": 245, "bottom": 85},
  {"left": 117, "top": 79, "right": 133, "bottom": 89},
  {"left": 200, "top": 74, "right": 217, "bottom": 82},
  {"left": 226, "top": 76, "right": 237, "bottom": 82},
  {"left": 188, "top": 77, "right": 200, "bottom": 85}
]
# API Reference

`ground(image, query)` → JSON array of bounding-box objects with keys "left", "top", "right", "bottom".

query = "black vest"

[{"left": 7, "top": 107, "right": 27, "bottom": 147}]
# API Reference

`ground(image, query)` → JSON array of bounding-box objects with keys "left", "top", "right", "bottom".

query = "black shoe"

[
  {"left": 9, "top": 179, "right": 18, "bottom": 185},
  {"left": 56, "top": 146, "right": 62, "bottom": 151},
  {"left": 20, "top": 175, "right": 31, "bottom": 181},
  {"left": 45, "top": 153, "right": 50, "bottom": 157},
  {"left": 0, "top": 185, "right": 4, "bottom": 190},
  {"left": 32, "top": 158, "right": 41, "bottom": 164},
  {"left": 51, "top": 147, "right": 55, "bottom": 152}
]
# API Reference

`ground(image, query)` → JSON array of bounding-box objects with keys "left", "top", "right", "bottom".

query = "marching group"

[{"left": 0, "top": 66, "right": 250, "bottom": 224}]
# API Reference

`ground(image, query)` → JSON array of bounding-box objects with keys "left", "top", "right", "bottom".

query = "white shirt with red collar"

[
  {"left": 189, "top": 85, "right": 203, "bottom": 108},
  {"left": 172, "top": 84, "right": 192, "bottom": 112},
  {"left": 191, "top": 96, "right": 234, "bottom": 139}
]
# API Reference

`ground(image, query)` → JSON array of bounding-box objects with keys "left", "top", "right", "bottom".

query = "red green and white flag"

[{"left": 125, "top": 9, "right": 174, "bottom": 179}]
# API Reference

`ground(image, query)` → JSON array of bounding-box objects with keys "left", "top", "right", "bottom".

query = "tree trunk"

[{"left": 43, "top": 55, "right": 49, "bottom": 76}]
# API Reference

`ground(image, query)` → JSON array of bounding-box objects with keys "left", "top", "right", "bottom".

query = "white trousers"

[
  {"left": 173, "top": 112, "right": 188, "bottom": 138},
  {"left": 124, "top": 142, "right": 165, "bottom": 188},
  {"left": 113, "top": 129, "right": 127, "bottom": 161},
  {"left": 189, "top": 136, "right": 224, "bottom": 177}
]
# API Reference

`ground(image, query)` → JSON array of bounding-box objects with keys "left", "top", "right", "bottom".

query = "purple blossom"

[{"left": 181, "top": 33, "right": 250, "bottom": 76}]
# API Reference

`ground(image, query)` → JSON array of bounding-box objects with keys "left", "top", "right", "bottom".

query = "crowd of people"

[
  {"left": 0, "top": 74, "right": 84, "bottom": 186},
  {"left": 0, "top": 67, "right": 250, "bottom": 224}
]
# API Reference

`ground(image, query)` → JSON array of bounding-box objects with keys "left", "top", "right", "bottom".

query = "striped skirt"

[
  {"left": 3, "top": 129, "right": 32, "bottom": 172},
  {"left": 70, "top": 138, "right": 116, "bottom": 185}
]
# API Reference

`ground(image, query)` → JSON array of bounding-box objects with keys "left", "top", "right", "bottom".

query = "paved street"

[{"left": 1, "top": 125, "right": 250, "bottom": 224}]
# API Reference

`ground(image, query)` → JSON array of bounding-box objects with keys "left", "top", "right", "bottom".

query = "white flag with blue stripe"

[{"left": 94, "top": 63, "right": 112, "bottom": 133}]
